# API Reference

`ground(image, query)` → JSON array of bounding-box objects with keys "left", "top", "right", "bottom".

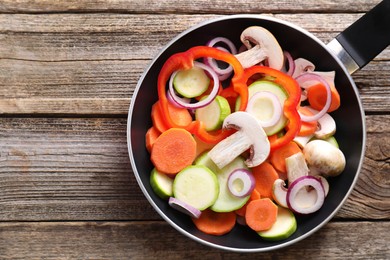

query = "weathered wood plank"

[
  {"left": 1, "top": 59, "right": 389, "bottom": 115},
  {"left": 1, "top": 13, "right": 389, "bottom": 61},
  {"left": 0, "top": 0, "right": 381, "bottom": 14},
  {"left": 0, "top": 221, "right": 388, "bottom": 259},
  {"left": 0, "top": 115, "right": 388, "bottom": 221},
  {"left": 0, "top": 13, "right": 389, "bottom": 115}
]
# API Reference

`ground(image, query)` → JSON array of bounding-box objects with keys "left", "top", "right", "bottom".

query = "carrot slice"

[
  {"left": 150, "top": 128, "right": 196, "bottom": 174},
  {"left": 235, "top": 189, "right": 261, "bottom": 217},
  {"left": 269, "top": 141, "right": 301, "bottom": 173},
  {"left": 145, "top": 126, "right": 161, "bottom": 153},
  {"left": 297, "top": 106, "right": 318, "bottom": 136},
  {"left": 194, "top": 135, "right": 215, "bottom": 157},
  {"left": 307, "top": 82, "right": 341, "bottom": 112},
  {"left": 192, "top": 209, "right": 236, "bottom": 236},
  {"left": 245, "top": 198, "right": 278, "bottom": 232},
  {"left": 151, "top": 101, "right": 192, "bottom": 133},
  {"left": 252, "top": 162, "right": 279, "bottom": 199}
]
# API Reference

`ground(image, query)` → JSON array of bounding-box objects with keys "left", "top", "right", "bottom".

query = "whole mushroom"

[{"left": 303, "top": 140, "right": 346, "bottom": 177}]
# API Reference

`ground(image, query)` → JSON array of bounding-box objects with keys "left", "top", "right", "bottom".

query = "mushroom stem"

[
  {"left": 234, "top": 45, "right": 267, "bottom": 68},
  {"left": 208, "top": 130, "right": 252, "bottom": 169},
  {"left": 208, "top": 111, "right": 270, "bottom": 169}
]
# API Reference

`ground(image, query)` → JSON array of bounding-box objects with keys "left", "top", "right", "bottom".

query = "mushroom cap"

[
  {"left": 303, "top": 140, "right": 346, "bottom": 177},
  {"left": 239, "top": 26, "right": 284, "bottom": 70},
  {"left": 223, "top": 111, "right": 270, "bottom": 167}
]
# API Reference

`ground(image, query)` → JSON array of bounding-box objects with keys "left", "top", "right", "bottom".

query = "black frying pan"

[{"left": 127, "top": 0, "right": 390, "bottom": 252}]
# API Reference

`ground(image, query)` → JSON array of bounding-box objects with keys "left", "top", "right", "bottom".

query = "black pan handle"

[{"left": 327, "top": 0, "right": 390, "bottom": 74}]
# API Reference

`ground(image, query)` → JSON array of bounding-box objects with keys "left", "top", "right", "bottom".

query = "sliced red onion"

[
  {"left": 168, "top": 61, "right": 220, "bottom": 109},
  {"left": 314, "top": 175, "right": 329, "bottom": 197},
  {"left": 286, "top": 176, "right": 325, "bottom": 214},
  {"left": 166, "top": 88, "right": 191, "bottom": 108},
  {"left": 168, "top": 197, "right": 202, "bottom": 219},
  {"left": 283, "top": 51, "right": 295, "bottom": 76},
  {"left": 227, "top": 169, "right": 255, "bottom": 198},
  {"left": 206, "top": 47, "right": 234, "bottom": 76},
  {"left": 205, "top": 37, "right": 237, "bottom": 81},
  {"left": 295, "top": 73, "right": 332, "bottom": 122},
  {"left": 246, "top": 91, "right": 282, "bottom": 128},
  {"left": 206, "top": 37, "right": 238, "bottom": 55}
]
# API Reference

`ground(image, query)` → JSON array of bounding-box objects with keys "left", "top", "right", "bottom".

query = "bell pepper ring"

[
  {"left": 241, "top": 65, "right": 302, "bottom": 151},
  {"left": 157, "top": 46, "right": 247, "bottom": 144}
]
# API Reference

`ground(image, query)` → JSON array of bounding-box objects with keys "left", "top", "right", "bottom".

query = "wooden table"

[{"left": 0, "top": 0, "right": 389, "bottom": 259}]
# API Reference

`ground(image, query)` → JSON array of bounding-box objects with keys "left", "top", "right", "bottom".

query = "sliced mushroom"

[
  {"left": 315, "top": 112, "right": 336, "bottom": 139},
  {"left": 293, "top": 135, "right": 313, "bottom": 149},
  {"left": 234, "top": 26, "right": 284, "bottom": 70},
  {"left": 208, "top": 111, "right": 270, "bottom": 169},
  {"left": 285, "top": 152, "right": 309, "bottom": 186},
  {"left": 292, "top": 58, "right": 315, "bottom": 78}
]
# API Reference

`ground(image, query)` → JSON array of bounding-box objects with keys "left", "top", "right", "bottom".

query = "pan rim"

[{"left": 127, "top": 14, "right": 367, "bottom": 252}]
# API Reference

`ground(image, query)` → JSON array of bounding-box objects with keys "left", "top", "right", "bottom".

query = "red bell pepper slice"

[
  {"left": 242, "top": 65, "right": 302, "bottom": 151},
  {"left": 157, "top": 46, "right": 247, "bottom": 143}
]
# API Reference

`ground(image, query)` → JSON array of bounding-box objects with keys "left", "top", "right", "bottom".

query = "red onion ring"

[
  {"left": 206, "top": 46, "right": 234, "bottom": 77},
  {"left": 286, "top": 175, "right": 325, "bottom": 214},
  {"left": 295, "top": 73, "right": 332, "bottom": 122},
  {"left": 284, "top": 51, "right": 295, "bottom": 76},
  {"left": 227, "top": 169, "right": 255, "bottom": 198},
  {"left": 205, "top": 37, "right": 237, "bottom": 81},
  {"left": 166, "top": 88, "right": 191, "bottom": 108},
  {"left": 168, "top": 61, "right": 220, "bottom": 109},
  {"left": 168, "top": 197, "right": 202, "bottom": 219},
  {"left": 246, "top": 91, "right": 283, "bottom": 128},
  {"left": 206, "top": 37, "right": 238, "bottom": 55}
]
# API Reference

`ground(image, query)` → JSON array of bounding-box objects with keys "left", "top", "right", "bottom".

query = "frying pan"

[{"left": 127, "top": 0, "right": 390, "bottom": 252}]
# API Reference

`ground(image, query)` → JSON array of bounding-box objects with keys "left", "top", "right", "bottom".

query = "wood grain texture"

[
  {"left": 0, "top": 0, "right": 382, "bottom": 14},
  {"left": 3, "top": 13, "right": 390, "bottom": 61},
  {"left": 0, "top": 14, "right": 389, "bottom": 114},
  {"left": 0, "top": 1, "right": 389, "bottom": 257},
  {"left": 0, "top": 115, "right": 388, "bottom": 221},
  {"left": 0, "top": 221, "right": 388, "bottom": 259}
]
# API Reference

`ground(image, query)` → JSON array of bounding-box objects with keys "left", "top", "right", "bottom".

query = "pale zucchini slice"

[
  {"left": 258, "top": 206, "right": 297, "bottom": 241},
  {"left": 195, "top": 95, "right": 231, "bottom": 131},
  {"left": 173, "top": 165, "right": 219, "bottom": 210},
  {"left": 150, "top": 168, "right": 173, "bottom": 200},
  {"left": 173, "top": 66, "right": 210, "bottom": 98},
  {"left": 195, "top": 152, "right": 250, "bottom": 212}
]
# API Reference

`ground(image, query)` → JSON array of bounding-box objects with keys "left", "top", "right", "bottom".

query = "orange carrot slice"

[
  {"left": 192, "top": 209, "right": 236, "bottom": 236},
  {"left": 307, "top": 82, "right": 341, "bottom": 112},
  {"left": 145, "top": 126, "right": 161, "bottom": 153},
  {"left": 235, "top": 189, "right": 261, "bottom": 217},
  {"left": 245, "top": 198, "right": 278, "bottom": 232},
  {"left": 151, "top": 101, "right": 192, "bottom": 133},
  {"left": 252, "top": 162, "right": 279, "bottom": 199},
  {"left": 297, "top": 106, "right": 318, "bottom": 136},
  {"left": 269, "top": 141, "right": 301, "bottom": 173},
  {"left": 150, "top": 128, "right": 196, "bottom": 174},
  {"left": 194, "top": 135, "right": 215, "bottom": 157}
]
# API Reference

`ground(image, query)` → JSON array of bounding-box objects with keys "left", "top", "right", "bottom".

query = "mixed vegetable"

[{"left": 145, "top": 25, "right": 346, "bottom": 241}]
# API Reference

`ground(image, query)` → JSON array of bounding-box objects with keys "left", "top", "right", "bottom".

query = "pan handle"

[{"left": 327, "top": 0, "right": 390, "bottom": 74}]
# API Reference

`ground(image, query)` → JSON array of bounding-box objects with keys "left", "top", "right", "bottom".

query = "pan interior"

[{"left": 128, "top": 15, "right": 365, "bottom": 251}]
